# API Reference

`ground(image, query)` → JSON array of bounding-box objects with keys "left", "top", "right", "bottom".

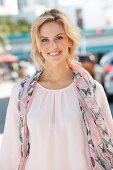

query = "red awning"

[{"left": 0, "top": 54, "right": 18, "bottom": 63}]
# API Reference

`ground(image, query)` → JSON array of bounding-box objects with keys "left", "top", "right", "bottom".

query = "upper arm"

[{"left": 0, "top": 82, "right": 21, "bottom": 169}]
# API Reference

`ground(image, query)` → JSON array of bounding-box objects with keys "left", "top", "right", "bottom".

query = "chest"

[{"left": 27, "top": 87, "right": 83, "bottom": 128}]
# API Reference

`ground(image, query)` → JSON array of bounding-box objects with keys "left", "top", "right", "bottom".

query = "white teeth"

[{"left": 49, "top": 52, "right": 60, "bottom": 56}]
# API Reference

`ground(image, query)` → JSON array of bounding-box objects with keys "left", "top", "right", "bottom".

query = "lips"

[{"left": 48, "top": 51, "right": 61, "bottom": 56}]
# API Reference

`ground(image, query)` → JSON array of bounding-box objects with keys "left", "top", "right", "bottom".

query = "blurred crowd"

[{"left": 0, "top": 60, "right": 36, "bottom": 83}]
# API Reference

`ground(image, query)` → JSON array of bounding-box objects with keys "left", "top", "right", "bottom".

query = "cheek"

[
  {"left": 61, "top": 42, "right": 70, "bottom": 52},
  {"left": 40, "top": 44, "right": 49, "bottom": 54},
  {"left": 60, "top": 39, "right": 71, "bottom": 48}
]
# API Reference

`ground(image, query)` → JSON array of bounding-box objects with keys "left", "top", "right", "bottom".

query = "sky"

[
  {"left": 59, "top": 0, "right": 76, "bottom": 4},
  {"left": 58, "top": 0, "right": 88, "bottom": 5},
  {"left": 58, "top": 0, "right": 112, "bottom": 6}
]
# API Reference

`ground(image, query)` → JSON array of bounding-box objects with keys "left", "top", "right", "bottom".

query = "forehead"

[{"left": 39, "top": 21, "right": 65, "bottom": 37}]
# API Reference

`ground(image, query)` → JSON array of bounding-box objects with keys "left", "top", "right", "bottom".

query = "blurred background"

[{"left": 0, "top": 0, "right": 113, "bottom": 146}]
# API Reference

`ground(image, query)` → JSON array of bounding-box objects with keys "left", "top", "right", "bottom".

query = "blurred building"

[
  {"left": 0, "top": 0, "right": 57, "bottom": 16},
  {"left": 58, "top": 0, "right": 113, "bottom": 29},
  {"left": 14, "top": 0, "right": 58, "bottom": 24},
  {"left": 0, "top": 0, "right": 113, "bottom": 28},
  {"left": 17, "top": 0, "right": 57, "bottom": 11},
  {"left": 0, "top": 0, "right": 18, "bottom": 15}
]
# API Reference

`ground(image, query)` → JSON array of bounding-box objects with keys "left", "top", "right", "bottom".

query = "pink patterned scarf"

[{"left": 18, "top": 63, "right": 113, "bottom": 170}]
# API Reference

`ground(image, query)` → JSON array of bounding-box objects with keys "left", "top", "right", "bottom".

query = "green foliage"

[
  {"left": 0, "top": 16, "right": 31, "bottom": 46},
  {"left": 14, "top": 19, "right": 31, "bottom": 34}
]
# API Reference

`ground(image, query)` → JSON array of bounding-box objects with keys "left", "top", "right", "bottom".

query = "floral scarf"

[{"left": 18, "top": 63, "right": 113, "bottom": 170}]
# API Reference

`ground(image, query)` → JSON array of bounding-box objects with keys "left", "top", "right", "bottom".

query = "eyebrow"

[{"left": 40, "top": 33, "right": 64, "bottom": 38}]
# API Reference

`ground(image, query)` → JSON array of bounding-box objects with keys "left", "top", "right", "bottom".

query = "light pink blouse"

[{"left": 0, "top": 80, "right": 113, "bottom": 170}]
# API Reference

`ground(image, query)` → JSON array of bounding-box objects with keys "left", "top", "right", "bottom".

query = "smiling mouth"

[{"left": 48, "top": 51, "right": 61, "bottom": 56}]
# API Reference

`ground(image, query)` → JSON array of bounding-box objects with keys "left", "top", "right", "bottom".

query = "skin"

[{"left": 38, "top": 21, "right": 74, "bottom": 89}]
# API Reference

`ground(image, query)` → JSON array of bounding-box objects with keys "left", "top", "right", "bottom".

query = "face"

[{"left": 39, "top": 21, "right": 72, "bottom": 65}]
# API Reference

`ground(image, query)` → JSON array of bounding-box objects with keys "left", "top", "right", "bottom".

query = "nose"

[{"left": 49, "top": 41, "right": 58, "bottom": 50}]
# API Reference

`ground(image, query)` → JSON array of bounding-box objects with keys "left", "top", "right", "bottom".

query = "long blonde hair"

[{"left": 31, "top": 8, "right": 80, "bottom": 68}]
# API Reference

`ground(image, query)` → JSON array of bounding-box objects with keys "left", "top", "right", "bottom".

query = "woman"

[{"left": 0, "top": 8, "right": 113, "bottom": 170}]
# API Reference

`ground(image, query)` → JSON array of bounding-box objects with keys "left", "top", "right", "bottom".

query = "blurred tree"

[
  {"left": 0, "top": 16, "right": 31, "bottom": 47},
  {"left": 14, "top": 19, "right": 31, "bottom": 34}
]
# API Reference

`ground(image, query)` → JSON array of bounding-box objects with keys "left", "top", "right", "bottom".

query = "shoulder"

[
  {"left": 10, "top": 76, "right": 33, "bottom": 107},
  {"left": 94, "top": 80, "right": 108, "bottom": 106},
  {"left": 11, "top": 69, "right": 43, "bottom": 99},
  {"left": 10, "top": 81, "right": 22, "bottom": 100},
  {"left": 10, "top": 76, "right": 30, "bottom": 96},
  {"left": 94, "top": 80, "right": 113, "bottom": 134},
  {"left": 5, "top": 81, "right": 22, "bottom": 110},
  {"left": 94, "top": 80, "right": 105, "bottom": 95}
]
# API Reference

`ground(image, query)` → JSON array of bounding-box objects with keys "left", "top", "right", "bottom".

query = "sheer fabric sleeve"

[
  {"left": 95, "top": 80, "right": 113, "bottom": 136},
  {"left": 0, "top": 83, "right": 21, "bottom": 170}
]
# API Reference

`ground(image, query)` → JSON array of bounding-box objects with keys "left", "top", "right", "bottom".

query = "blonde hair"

[{"left": 31, "top": 8, "right": 80, "bottom": 68}]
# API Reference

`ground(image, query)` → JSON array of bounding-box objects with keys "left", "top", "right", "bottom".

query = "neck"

[{"left": 41, "top": 61, "right": 73, "bottom": 83}]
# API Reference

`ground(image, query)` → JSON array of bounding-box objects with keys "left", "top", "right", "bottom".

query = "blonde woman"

[{"left": 0, "top": 9, "right": 113, "bottom": 170}]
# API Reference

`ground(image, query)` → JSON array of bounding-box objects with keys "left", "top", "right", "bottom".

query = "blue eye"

[
  {"left": 41, "top": 39, "right": 48, "bottom": 42},
  {"left": 56, "top": 36, "right": 63, "bottom": 40}
]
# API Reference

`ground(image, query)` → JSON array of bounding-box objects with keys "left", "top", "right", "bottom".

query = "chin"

[{"left": 47, "top": 58, "right": 67, "bottom": 65}]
